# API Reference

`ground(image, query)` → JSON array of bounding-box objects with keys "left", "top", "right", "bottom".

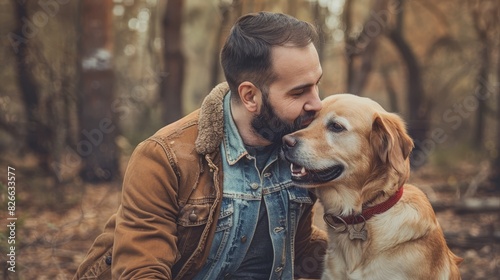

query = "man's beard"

[{"left": 251, "top": 96, "right": 315, "bottom": 144}]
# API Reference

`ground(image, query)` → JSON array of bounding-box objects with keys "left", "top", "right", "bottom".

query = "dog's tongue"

[{"left": 290, "top": 163, "right": 307, "bottom": 177}]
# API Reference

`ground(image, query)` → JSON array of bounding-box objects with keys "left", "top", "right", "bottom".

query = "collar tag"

[{"left": 348, "top": 220, "right": 368, "bottom": 240}]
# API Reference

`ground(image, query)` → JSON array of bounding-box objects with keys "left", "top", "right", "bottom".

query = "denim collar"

[
  {"left": 222, "top": 93, "right": 250, "bottom": 165},
  {"left": 222, "top": 93, "right": 283, "bottom": 167}
]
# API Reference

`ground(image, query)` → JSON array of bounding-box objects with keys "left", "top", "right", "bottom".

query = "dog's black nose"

[{"left": 282, "top": 135, "right": 297, "bottom": 151}]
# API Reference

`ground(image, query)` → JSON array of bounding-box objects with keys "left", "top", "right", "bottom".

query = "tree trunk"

[
  {"left": 381, "top": 66, "right": 399, "bottom": 112},
  {"left": 386, "top": 1, "right": 429, "bottom": 167},
  {"left": 210, "top": 2, "right": 231, "bottom": 87},
  {"left": 387, "top": 29, "right": 427, "bottom": 141},
  {"left": 471, "top": 2, "right": 490, "bottom": 148},
  {"left": 160, "top": 0, "right": 185, "bottom": 125},
  {"left": 344, "top": 0, "right": 388, "bottom": 95},
  {"left": 11, "top": 0, "right": 52, "bottom": 170},
  {"left": 492, "top": 34, "right": 500, "bottom": 189},
  {"left": 79, "top": 0, "right": 119, "bottom": 182},
  {"left": 313, "top": 0, "right": 327, "bottom": 62},
  {"left": 343, "top": 0, "right": 355, "bottom": 92},
  {"left": 473, "top": 42, "right": 489, "bottom": 147}
]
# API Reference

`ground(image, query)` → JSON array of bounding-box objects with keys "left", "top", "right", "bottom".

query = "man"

[{"left": 74, "top": 11, "right": 326, "bottom": 280}]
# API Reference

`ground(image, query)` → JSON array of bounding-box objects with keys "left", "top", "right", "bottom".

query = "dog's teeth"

[
  {"left": 290, "top": 163, "right": 308, "bottom": 177},
  {"left": 290, "top": 163, "right": 306, "bottom": 176}
]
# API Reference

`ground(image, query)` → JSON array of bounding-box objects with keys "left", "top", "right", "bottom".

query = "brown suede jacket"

[{"left": 73, "top": 82, "right": 327, "bottom": 280}]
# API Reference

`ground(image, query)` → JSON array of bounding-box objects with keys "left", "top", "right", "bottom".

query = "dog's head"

[{"left": 282, "top": 94, "right": 414, "bottom": 195}]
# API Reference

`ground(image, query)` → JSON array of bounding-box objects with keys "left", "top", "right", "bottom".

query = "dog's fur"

[{"left": 282, "top": 94, "right": 462, "bottom": 279}]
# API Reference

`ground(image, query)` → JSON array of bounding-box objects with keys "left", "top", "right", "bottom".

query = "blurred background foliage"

[{"left": 0, "top": 0, "right": 499, "bottom": 187}]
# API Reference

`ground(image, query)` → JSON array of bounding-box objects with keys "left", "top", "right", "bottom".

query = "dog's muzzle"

[{"left": 282, "top": 135, "right": 344, "bottom": 184}]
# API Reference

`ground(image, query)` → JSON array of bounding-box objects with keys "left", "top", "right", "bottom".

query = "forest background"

[{"left": 0, "top": 0, "right": 499, "bottom": 279}]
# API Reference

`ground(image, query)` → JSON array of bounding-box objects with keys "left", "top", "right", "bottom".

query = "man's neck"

[{"left": 230, "top": 98, "right": 273, "bottom": 147}]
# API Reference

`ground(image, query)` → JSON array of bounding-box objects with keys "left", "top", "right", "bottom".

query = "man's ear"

[
  {"left": 370, "top": 112, "right": 414, "bottom": 174},
  {"left": 238, "top": 81, "right": 261, "bottom": 113}
]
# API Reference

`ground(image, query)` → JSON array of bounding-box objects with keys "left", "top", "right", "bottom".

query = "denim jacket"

[
  {"left": 194, "top": 93, "right": 316, "bottom": 279},
  {"left": 73, "top": 82, "right": 326, "bottom": 280}
]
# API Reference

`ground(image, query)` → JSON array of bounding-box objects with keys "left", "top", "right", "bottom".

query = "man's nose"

[{"left": 304, "top": 90, "right": 322, "bottom": 112}]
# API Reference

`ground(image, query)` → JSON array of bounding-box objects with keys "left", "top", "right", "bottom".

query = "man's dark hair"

[{"left": 220, "top": 12, "right": 318, "bottom": 99}]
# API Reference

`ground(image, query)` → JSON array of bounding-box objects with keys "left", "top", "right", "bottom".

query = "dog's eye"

[{"left": 328, "top": 122, "right": 345, "bottom": 132}]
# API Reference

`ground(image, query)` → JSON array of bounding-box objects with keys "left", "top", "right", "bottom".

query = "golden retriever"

[{"left": 282, "top": 94, "right": 462, "bottom": 279}]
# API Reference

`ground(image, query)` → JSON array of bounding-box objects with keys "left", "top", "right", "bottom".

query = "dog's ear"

[{"left": 370, "top": 113, "right": 414, "bottom": 174}]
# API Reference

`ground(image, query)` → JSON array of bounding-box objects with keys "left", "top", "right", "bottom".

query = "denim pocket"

[
  {"left": 207, "top": 197, "right": 234, "bottom": 262},
  {"left": 288, "top": 187, "right": 313, "bottom": 210}
]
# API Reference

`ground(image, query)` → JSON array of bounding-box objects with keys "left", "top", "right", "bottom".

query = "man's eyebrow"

[{"left": 290, "top": 73, "right": 323, "bottom": 91}]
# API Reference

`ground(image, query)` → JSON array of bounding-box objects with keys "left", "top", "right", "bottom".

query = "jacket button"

[
  {"left": 241, "top": 236, "right": 247, "bottom": 243},
  {"left": 105, "top": 256, "right": 112, "bottom": 266},
  {"left": 189, "top": 211, "right": 198, "bottom": 222},
  {"left": 250, "top": 183, "right": 259, "bottom": 190}
]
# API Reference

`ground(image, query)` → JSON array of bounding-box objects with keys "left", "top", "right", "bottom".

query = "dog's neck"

[
  {"left": 361, "top": 164, "right": 409, "bottom": 208},
  {"left": 326, "top": 186, "right": 404, "bottom": 225},
  {"left": 362, "top": 187, "right": 399, "bottom": 209},
  {"left": 318, "top": 175, "right": 405, "bottom": 222},
  {"left": 362, "top": 191, "right": 385, "bottom": 209}
]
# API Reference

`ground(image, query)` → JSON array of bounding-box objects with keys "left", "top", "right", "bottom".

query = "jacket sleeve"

[
  {"left": 112, "top": 139, "right": 180, "bottom": 279},
  {"left": 293, "top": 195, "right": 327, "bottom": 279}
]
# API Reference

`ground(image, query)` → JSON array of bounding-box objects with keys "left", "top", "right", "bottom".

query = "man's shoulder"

[
  {"left": 141, "top": 82, "right": 229, "bottom": 155},
  {"left": 125, "top": 110, "right": 204, "bottom": 172},
  {"left": 150, "top": 109, "right": 201, "bottom": 142}
]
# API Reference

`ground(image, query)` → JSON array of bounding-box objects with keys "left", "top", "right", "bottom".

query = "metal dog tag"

[{"left": 348, "top": 227, "right": 367, "bottom": 241}]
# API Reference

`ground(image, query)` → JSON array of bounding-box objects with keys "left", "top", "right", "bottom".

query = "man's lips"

[
  {"left": 289, "top": 162, "right": 344, "bottom": 184},
  {"left": 299, "top": 115, "right": 314, "bottom": 128},
  {"left": 297, "top": 111, "right": 317, "bottom": 129}
]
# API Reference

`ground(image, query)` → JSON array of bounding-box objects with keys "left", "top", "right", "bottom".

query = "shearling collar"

[{"left": 195, "top": 82, "right": 230, "bottom": 155}]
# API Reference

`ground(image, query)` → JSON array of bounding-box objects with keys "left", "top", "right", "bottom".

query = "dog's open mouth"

[{"left": 290, "top": 162, "right": 344, "bottom": 184}]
